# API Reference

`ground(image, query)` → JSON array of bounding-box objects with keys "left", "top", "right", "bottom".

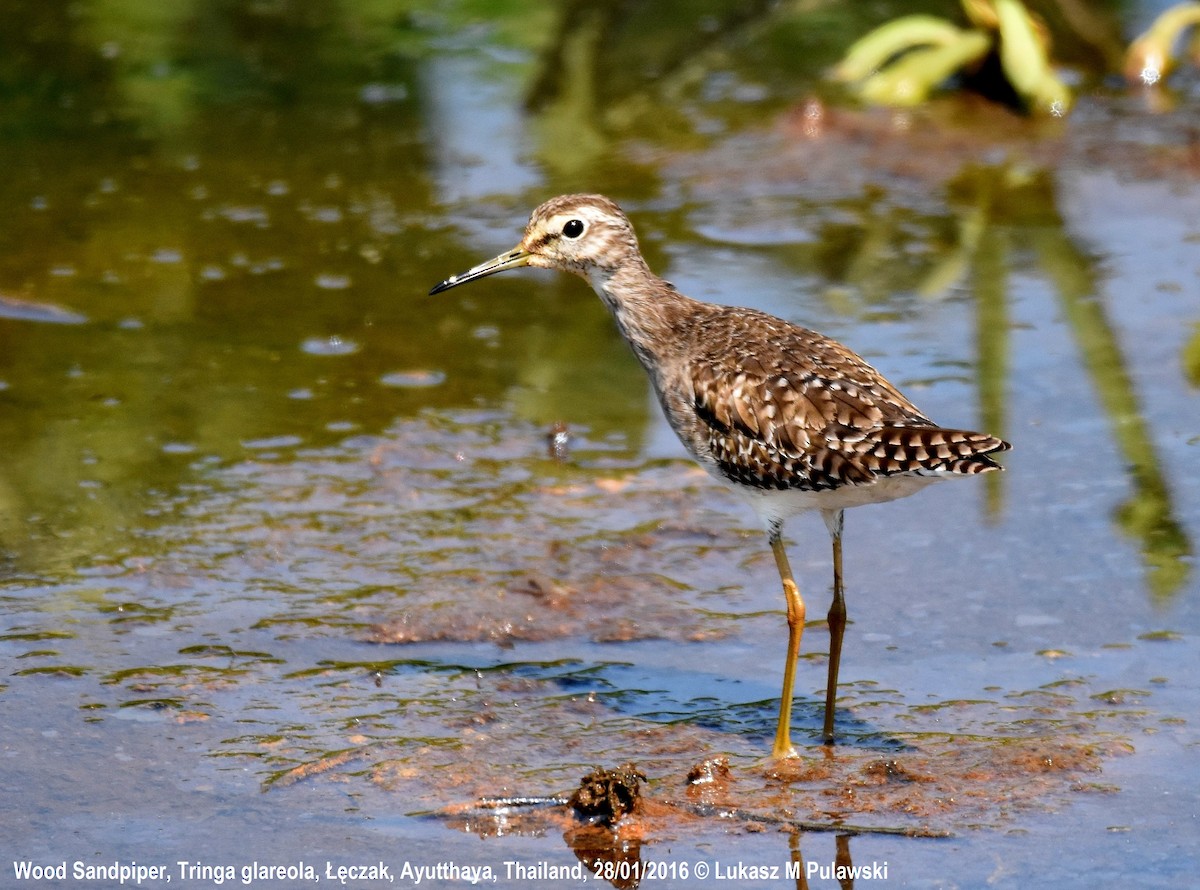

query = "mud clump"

[
  {"left": 860, "top": 758, "right": 934, "bottom": 785},
  {"left": 569, "top": 763, "right": 647, "bottom": 825},
  {"left": 686, "top": 756, "right": 731, "bottom": 786}
]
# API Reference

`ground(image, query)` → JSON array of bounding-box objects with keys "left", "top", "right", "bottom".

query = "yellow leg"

[
  {"left": 770, "top": 529, "right": 805, "bottom": 759},
  {"left": 822, "top": 510, "right": 846, "bottom": 744}
]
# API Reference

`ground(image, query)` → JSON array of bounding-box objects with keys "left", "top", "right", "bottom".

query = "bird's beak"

[{"left": 429, "top": 246, "right": 532, "bottom": 295}]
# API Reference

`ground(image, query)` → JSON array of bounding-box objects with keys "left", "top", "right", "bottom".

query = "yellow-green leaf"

[
  {"left": 961, "top": 0, "right": 999, "bottom": 31},
  {"left": 1124, "top": 1, "right": 1200, "bottom": 84},
  {"left": 1183, "top": 323, "right": 1200, "bottom": 387},
  {"left": 1126, "top": 34, "right": 1173, "bottom": 85},
  {"left": 1030, "top": 69, "right": 1073, "bottom": 115},
  {"left": 833, "top": 15, "right": 966, "bottom": 83},
  {"left": 995, "top": 0, "right": 1050, "bottom": 99},
  {"left": 857, "top": 31, "right": 992, "bottom": 106}
]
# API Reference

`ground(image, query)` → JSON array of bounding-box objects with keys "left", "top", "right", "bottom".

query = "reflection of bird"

[{"left": 432, "top": 194, "right": 1011, "bottom": 758}]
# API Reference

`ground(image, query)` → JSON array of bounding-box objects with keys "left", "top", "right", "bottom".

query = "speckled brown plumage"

[
  {"left": 431, "top": 194, "right": 1011, "bottom": 758},
  {"left": 655, "top": 303, "right": 1006, "bottom": 495}
]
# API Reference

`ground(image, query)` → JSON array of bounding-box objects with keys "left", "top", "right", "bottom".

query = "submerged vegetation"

[
  {"left": 1125, "top": 1, "right": 1200, "bottom": 85},
  {"left": 836, "top": 0, "right": 1200, "bottom": 114},
  {"left": 833, "top": 0, "right": 1072, "bottom": 115}
]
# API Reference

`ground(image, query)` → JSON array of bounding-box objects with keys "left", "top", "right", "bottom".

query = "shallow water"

[{"left": 2, "top": 2, "right": 1199, "bottom": 888}]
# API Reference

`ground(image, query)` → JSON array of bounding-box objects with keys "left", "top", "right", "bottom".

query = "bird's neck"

[{"left": 585, "top": 258, "right": 704, "bottom": 366}]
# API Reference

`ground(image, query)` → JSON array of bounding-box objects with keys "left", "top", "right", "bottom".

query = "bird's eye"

[{"left": 562, "top": 219, "right": 585, "bottom": 239}]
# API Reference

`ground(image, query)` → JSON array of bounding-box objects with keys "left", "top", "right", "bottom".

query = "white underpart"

[{"left": 732, "top": 472, "right": 946, "bottom": 533}]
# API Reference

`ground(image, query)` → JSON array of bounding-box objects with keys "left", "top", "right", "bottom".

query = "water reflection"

[
  {"left": 439, "top": 768, "right": 941, "bottom": 889},
  {"left": 0, "top": 0, "right": 441, "bottom": 569},
  {"left": 439, "top": 773, "right": 887, "bottom": 890},
  {"left": 657, "top": 140, "right": 1191, "bottom": 598},
  {"left": 793, "top": 834, "right": 858, "bottom": 890},
  {"left": 0, "top": 0, "right": 1189, "bottom": 607},
  {"left": 1046, "top": 246, "right": 1192, "bottom": 601},
  {"left": 939, "top": 162, "right": 1192, "bottom": 595}
]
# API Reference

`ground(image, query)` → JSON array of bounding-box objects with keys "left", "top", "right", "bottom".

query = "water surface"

[{"left": 2, "top": 2, "right": 1198, "bottom": 888}]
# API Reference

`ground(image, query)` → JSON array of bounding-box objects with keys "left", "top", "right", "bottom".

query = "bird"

[{"left": 430, "top": 194, "right": 1010, "bottom": 759}]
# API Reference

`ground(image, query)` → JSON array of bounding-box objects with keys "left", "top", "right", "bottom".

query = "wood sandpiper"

[{"left": 431, "top": 194, "right": 1011, "bottom": 759}]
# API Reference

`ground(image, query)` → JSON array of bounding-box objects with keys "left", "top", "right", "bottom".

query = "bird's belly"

[{"left": 721, "top": 472, "right": 942, "bottom": 529}]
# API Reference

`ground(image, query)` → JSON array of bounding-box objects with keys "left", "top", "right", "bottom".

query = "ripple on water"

[
  {"left": 241, "top": 435, "right": 304, "bottom": 450},
  {"left": 379, "top": 370, "right": 446, "bottom": 388},
  {"left": 300, "top": 335, "right": 360, "bottom": 356},
  {"left": 314, "top": 273, "right": 352, "bottom": 290}
]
